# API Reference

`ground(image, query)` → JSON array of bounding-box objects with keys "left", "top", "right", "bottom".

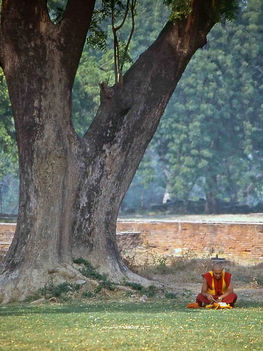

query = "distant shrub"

[
  {"left": 73, "top": 257, "right": 116, "bottom": 295},
  {"left": 124, "top": 281, "right": 144, "bottom": 291},
  {"left": 39, "top": 282, "right": 79, "bottom": 299},
  {"left": 124, "top": 281, "right": 157, "bottom": 297},
  {"left": 165, "top": 292, "right": 177, "bottom": 299},
  {"left": 74, "top": 258, "right": 107, "bottom": 281},
  {"left": 255, "top": 277, "right": 263, "bottom": 286},
  {"left": 82, "top": 291, "right": 96, "bottom": 298}
]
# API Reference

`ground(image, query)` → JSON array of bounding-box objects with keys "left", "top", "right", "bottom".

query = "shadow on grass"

[{"left": 0, "top": 300, "right": 262, "bottom": 317}]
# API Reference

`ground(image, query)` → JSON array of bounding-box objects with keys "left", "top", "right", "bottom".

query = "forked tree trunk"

[{"left": 0, "top": 0, "right": 219, "bottom": 302}]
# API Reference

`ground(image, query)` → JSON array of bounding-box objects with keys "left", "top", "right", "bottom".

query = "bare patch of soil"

[{"left": 131, "top": 259, "right": 263, "bottom": 304}]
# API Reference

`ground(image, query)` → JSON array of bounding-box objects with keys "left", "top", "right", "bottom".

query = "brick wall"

[
  {"left": 117, "top": 220, "right": 263, "bottom": 265},
  {"left": 0, "top": 224, "right": 16, "bottom": 261},
  {"left": 1, "top": 221, "right": 263, "bottom": 264}
]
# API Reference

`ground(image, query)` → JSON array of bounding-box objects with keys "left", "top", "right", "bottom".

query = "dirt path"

[
  {"left": 167, "top": 282, "right": 263, "bottom": 303},
  {"left": 146, "top": 272, "right": 263, "bottom": 303}
]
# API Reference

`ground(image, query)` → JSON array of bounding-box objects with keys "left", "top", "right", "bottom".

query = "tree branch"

[
  {"left": 0, "top": 0, "right": 52, "bottom": 71},
  {"left": 1, "top": 0, "right": 50, "bottom": 28},
  {"left": 111, "top": 0, "right": 137, "bottom": 84},
  {"left": 111, "top": 2, "right": 119, "bottom": 84},
  {"left": 83, "top": 0, "right": 219, "bottom": 160},
  {"left": 119, "top": 0, "right": 137, "bottom": 81},
  {"left": 59, "top": 0, "right": 96, "bottom": 86},
  {"left": 61, "top": 0, "right": 96, "bottom": 32},
  {"left": 114, "top": 0, "right": 130, "bottom": 31}
]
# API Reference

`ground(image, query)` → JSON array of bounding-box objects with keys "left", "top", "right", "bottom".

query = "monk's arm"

[
  {"left": 218, "top": 282, "right": 234, "bottom": 300},
  {"left": 201, "top": 278, "right": 216, "bottom": 302}
]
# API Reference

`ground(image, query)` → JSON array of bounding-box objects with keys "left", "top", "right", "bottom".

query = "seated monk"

[{"left": 196, "top": 263, "right": 238, "bottom": 307}]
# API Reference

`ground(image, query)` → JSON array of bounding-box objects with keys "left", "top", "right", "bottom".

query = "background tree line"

[{"left": 0, "top": 0, "right": 262, "bottom": 215}]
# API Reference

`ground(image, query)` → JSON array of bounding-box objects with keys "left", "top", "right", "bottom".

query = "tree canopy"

[{"left": 0, "top": 0, "right": 261, "bottom": 215}]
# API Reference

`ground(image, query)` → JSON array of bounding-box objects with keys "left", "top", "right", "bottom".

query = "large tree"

[{"left": 0, "top": 0, "right": 237, "bottom": 302}]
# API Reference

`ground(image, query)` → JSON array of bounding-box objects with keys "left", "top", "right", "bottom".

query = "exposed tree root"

[
  {"left": 0, "top": 260, "right": 162, "bottom": 304},
  {"left": 79, "top": 254, "right": 163, "bottom": 287},
  {"left": 0, "top": 263, "right": 86, "bottom": 304}
]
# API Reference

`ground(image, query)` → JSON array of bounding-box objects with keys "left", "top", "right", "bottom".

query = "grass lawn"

[{"left": 0, "top": 300, "right": 262, "bottom": 351}]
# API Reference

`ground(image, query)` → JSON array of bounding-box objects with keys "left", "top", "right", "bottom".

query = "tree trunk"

[
  {"left": 72, "top": 1, "right": 218, "bottom": 277},
  {"left": 0, "top": 0, "right": 95, "bottom": 302},
  {"left": 205, "top": 175, "right": 218, "bottom": 214},
  {"left": 0, "top": 0, "right": 220, "bottom": 302}
]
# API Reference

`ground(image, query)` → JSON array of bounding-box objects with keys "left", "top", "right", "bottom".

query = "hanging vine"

[{"left": 110, "top": 0, "right": 137, "bottom": 84}]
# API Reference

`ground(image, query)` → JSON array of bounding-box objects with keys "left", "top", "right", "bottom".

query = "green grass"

[{"left": 0, "top": 301, "right": 262, "bottom": 351}]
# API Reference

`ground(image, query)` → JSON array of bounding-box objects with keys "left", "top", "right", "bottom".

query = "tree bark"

[
  {"left": 0, "top": 0, "right": 220, "bottom": 302},
  {"left": 205, "top": 174, "right": 218, "bottom": 214},
  {"left": 72, "top": 0, "right": 218, "bottom": 276},
  {"left": 0, "top": 0, "right": 95, "bottom": 302}
]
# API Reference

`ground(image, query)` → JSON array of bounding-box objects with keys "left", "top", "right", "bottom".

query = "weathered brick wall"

[
  {"left": 1, "top": 221, "right": 263, "bottom": 264},
  {"left": 117, "top": 220, "right": 263, "bottom": 265},
  {"left": 0, "top": 224, "right": 16, "bottom": 261}
]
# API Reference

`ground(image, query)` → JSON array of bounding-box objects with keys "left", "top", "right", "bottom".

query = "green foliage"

[
  {"left": 156, "top": 257, "right": 169, "bottom": 273},
  {"left": 144, "top": 285, "right": 158, "bottom": 297},
  {"left": 165, "top": 291, "right": 177, "bottom": 299},
  {"left": 163, "top": 0, "right": 192, "bottom": 21},
  {"left": 79, "top": 266, "right": 105, "bottom": 280},
  {"left": 0, "top": 69, "right": 18, "bottom": 214},
  {"left": 216, "top": 0, "right": 240, "bottom": 21},
  {"left": 47, "top": 0, "right": 67, "bottom": 23},
  {"left": 86, "top": 1, "right": 111, "bottom": 52},
  {"left": 0, "top": 69, "right": 17, "bottom": 179},
  {"left": 82, "top": 290, "right": 96, "bottom": 298},
  {"left": 94, "top": 280, "right": 116, "bottom": 293},
  {"left": 73, "top": 257, "right": 115, "bottom": 291},
  {"left": 124, "top": 281, "right": 144, "bottom": 291},
  {"left": 38, "top": 260, "right": 117, "bottom": 300},
  {"left": 39, "top": 282, "right": 80, "bottom": 299},
  {"left": 85, "top": 0, "right": 137, "bottom": 83},
  {"left": 136, "top": 0, "right": 263, "bottom": 212},
  {"left": 87, "top": 24, "right": 108, "bottom": 52},
  {"left": 163, "top": 0, "right": 240, "bottom": 22},
  {"left": 124, "top": 281, "right": 158, "bottom": 297},
  {"left": 73, "top": 257, "right": 108, "bottom": 281},
  {"left": 255, "top": 277, "right": 263, "bottom": 286}
]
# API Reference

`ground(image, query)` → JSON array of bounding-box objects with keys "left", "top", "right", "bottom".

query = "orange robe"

[{"left": 196, "top": 271, "right": 237, "bottom": 307}]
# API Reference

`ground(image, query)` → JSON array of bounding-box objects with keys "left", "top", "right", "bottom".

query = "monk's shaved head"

[
  {"left": 212, "top": 263, "right": 224, "bottom": 280},
  {"left": 212, "top": 263, "right": 224, "bottom": 271}
]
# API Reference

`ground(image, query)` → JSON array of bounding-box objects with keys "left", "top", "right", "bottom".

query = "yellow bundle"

[
  {"left": 186, "top": 302, "right": 232, "bottom": 309},
  {"left": 205, "top": 302, "right": 232, "bottom": 309}
]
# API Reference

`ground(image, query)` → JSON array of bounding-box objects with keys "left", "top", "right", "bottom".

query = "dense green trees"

[
  {"left": 127, "top": 0, "right": 263, "bottom": 213},
  {"left": 0, "top": 70, "right": 18, "bottom": 214}
]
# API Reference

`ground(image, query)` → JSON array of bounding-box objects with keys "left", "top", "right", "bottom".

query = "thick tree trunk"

[
  {"left": 0, "top": 0, "right": 220, "bottom": 302},
  {"left": 72, "top": 1, "right": 218, "bottom": 278},
  {"left": 0, "top": 39, "right": 82, "bottom": 302},
  {"left": 0, "top": 0, "right": 95, "bottom": 302}
]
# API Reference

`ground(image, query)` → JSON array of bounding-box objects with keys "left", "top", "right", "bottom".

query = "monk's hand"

[{"left": 206, "top": 294, "right": 215, "bottom": 302}]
